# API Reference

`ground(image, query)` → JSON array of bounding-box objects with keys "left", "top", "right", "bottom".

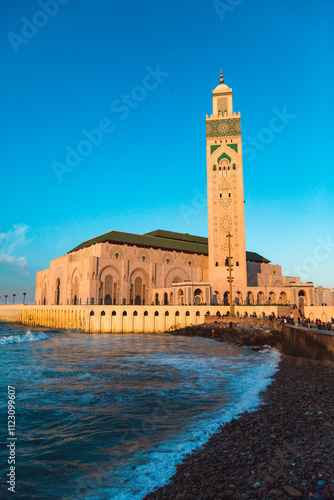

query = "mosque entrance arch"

[
  {"left": 298, "top": 290, "right": 306, "bottom": 308},
  {"left": 105, "top": 294, "right": 112, "bottom": 305},
  {"left": 193, "top": 288, "right": 203, "bottom": 305},
  {"left": 130, "top": 270, "right": 148, "bottom": 306},
  {"left": 99, "top": 266, "right": 120, "bottom": 305},
  {"left": 135, "top": 294, "right": 142, "bottom": 305}
]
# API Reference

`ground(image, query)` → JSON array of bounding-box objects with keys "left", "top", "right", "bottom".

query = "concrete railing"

[{"left": 282, "top": 325, "right": 334, "bottom": 362}]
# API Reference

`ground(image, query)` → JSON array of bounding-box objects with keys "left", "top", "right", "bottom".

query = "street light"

[
  {"left": 23, "top": 292, "right": 27, "bottom": 304},
  {"left": 13, "top": 294, "right": 16, "bottom": 304}
]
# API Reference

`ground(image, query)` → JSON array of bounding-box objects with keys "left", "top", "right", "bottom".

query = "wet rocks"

[{"left": 168, "top": 320, "right": 282, "bottom": 348}]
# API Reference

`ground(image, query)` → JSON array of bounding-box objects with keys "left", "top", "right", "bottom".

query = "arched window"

[
  {"left": 188, "top": 261, "right": 192, "bottom": 266},
  {"left": 228, "top": 193, "right": 231, "bottom": 198},
  {"left": 115, "top": 253, "right": 119, "bottom": 259},
  {"left": 101, "top": 311, "right": 105, "bottom": 316},
  {"left": 186, "top": 311, "right": 190, "bottom": 316},
  {"left": 122, "top": 311, "right": 127, "bottom": 316},
  {"left": 225, "top": 258, "right": 229, "bottom": 266},
  {"left": 90, "top": 311, "right": 94, "bottom": 316},
  {"left": 90, "top": 297, "right": 94, "bottom": 305},
  {"left": 220, "top": 193, "right": 222, "bottom": 198},
  {"left": 236, "top": 261, "right": 239, "bottom": 266},
  {"left": 215, "top": 262, "right": 218, "bottom": 267},
  {"left": 166, "top": 258, "right": 170, "bottom": 264},
  {"left": 154, "top": 311, "right": 159, "bottom": 316},
  {"left": 144, "top": 311, "right": 148, "bottom": 316},
  {"left": 112, "top": 311, "right": 117, "bottom": 316},
  {"left": 142, "top": 256, "right": 146, "bottom": 262},
  {"left": 133, "top": 311, "right": 138, "bottom": 316}
]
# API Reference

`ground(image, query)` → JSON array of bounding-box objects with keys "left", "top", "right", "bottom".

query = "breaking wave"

[{"left": 0, "top": 330, "right": 48, "bottom": 346}]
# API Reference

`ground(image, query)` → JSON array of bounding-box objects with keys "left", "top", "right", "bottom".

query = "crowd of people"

[{"left": 279, "top": 312, "right": 334, "bottom": 331}]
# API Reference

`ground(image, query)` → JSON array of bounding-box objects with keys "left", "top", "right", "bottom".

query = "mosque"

[{"left": 35, "top": 72, "right": 333, "bottom": 310}]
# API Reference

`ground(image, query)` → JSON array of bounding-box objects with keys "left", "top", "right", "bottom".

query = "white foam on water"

[
  {"left": 0, "top": 330, "right": 49, "bottom": 346},
  {"left": 89, "top": 348, "right": 281, "bottom": 500}
]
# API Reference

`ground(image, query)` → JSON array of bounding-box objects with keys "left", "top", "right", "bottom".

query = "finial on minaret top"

[{"left": 219, "top": 69, "right": 224, "bottom": 84}]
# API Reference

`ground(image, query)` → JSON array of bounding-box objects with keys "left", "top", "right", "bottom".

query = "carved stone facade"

[{"left": 206, "top": 73, "right": 247, "bottom": 291}]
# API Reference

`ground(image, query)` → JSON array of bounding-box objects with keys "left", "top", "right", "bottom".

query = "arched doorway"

[
  {"left": 105, "top": 294, "right": 112, "bottom": 305},
  {"left": 279, "top": 292, "right": 287, "bottom": 305},
  {"left": 247, "top": 291, "right": 254, "bottom": 305},
  {"left": 178, "top": 289, "right": 184, "bottom": 305},
  {"left": 130, "top": 270, "right": 148, "bottom": 306},
  {"left": 298, "top": 290, "right": 306, "bottom": 307},
  {"left": 223, "top": 291, "right": 229, "bottom": 305},
  {"left": 235, "top": 291, "right": 243, "bottom": 305},
  {"left": 164, "top": 292, "right": 168, "bottom": 305},
  {"left": 257, "top": 291, "right": 264, "bottom": 305},
  {"left": 155, "top": 293, "right": 160, "bottom": 305},
  {"left": 104, "top": 275, "right": 113, "bottom": 305},
  {"left": 55, "top": 278, "right": 60, "bottom": 305},
  {"left": 212, "top": 291, "right": 220, "bottom": 305},
  {"left": 269, "top": 292, "right": 276, "bottom": 305},
  {"left": 194, "top": 288, "right": 203, "bottom": 305},
  {"left": 135, "top": 276, "right": 143, "bottom": 305},
  {"left": 135, "top": 294, "right": 141, "bottom": 305}
]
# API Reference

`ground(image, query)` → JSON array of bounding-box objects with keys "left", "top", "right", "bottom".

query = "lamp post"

[
  {"left": 23, "top": 292, "right": 27, "bottom": 304},
  {"left": 226, "top": 232, "right": 234, "bottom": 317},
  {"left": 13, "top": 294, "right": 16, "bottom": 304},
  {"left": 5, "top": 295, "right": 8, "bottom": 305}
]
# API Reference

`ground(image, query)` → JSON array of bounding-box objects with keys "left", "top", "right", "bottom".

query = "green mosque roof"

[{"left": 68, "top": 229, "right": 270, "bottom": 263}]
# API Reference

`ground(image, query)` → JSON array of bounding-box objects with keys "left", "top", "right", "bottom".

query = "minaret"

[{"left": 206, "top": 70, "right": 247, "bottom": 298}]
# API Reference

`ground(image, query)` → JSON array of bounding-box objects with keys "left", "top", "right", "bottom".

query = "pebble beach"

[{"left": 144, "top": 325, "right": 334, "bottom": 500}]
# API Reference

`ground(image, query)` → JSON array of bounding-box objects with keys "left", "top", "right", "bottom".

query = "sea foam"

[{"left": 0, "top": 331, "right": 48, "bottom": 346}]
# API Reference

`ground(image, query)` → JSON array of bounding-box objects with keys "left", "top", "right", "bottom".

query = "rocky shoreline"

[
  {"left": 144, "top": 324, "right": 334, "bottom": 500},
  {"left": 169, "top": 319, "right": 283, "bottom": 349}
]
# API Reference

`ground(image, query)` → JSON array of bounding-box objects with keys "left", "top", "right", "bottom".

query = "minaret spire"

[{"left": 219, "top": 69, "right": 224, "bottom": 84}]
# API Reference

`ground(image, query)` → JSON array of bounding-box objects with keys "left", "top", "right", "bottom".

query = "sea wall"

[
  {"left": 0, "top": 305, "right": 25, "bottom": 323},
  {"left": 0, "top": 304, "right": 333, "bottom": 334},
  {"left": 282, "top": 325, "right": 334, "bottom": 362},
  {"left": 0, "top": 304, "right": 280, "bottom": 333}
]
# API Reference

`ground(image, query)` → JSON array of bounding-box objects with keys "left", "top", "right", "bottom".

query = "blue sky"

[{"left": 0, "top": 0, "right": 333, "bottom": 303}]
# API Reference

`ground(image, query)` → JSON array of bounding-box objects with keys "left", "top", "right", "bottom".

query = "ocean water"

[{"left": 0, "top": 322, "right": 280, "bottom": 500}]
